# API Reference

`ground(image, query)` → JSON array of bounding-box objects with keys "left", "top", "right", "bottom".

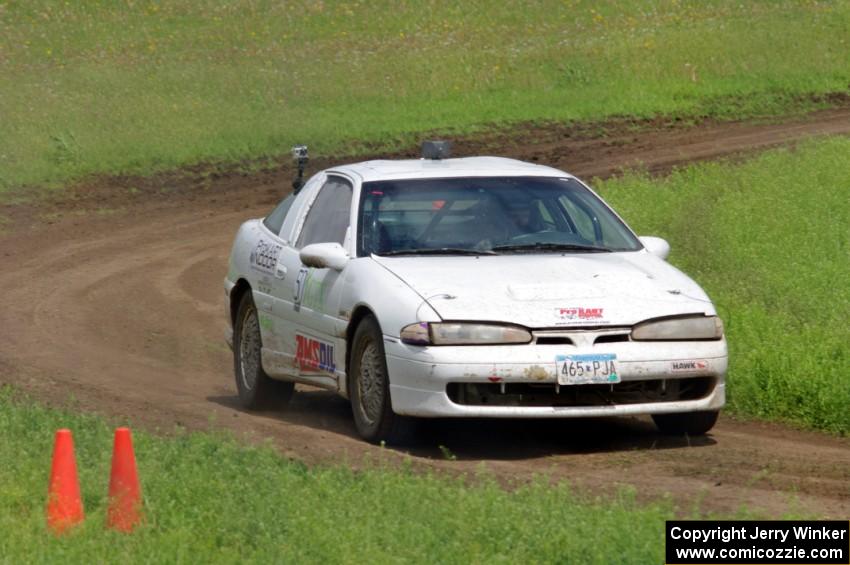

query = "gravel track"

[{"left": 2, "top": 106, "right": 849, "bottom": 516}]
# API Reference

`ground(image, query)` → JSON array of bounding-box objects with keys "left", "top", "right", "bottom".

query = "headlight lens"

[
  {"left": 400, "top": 322, "right": 532, "bottom": 345},
  {"left": 631, "top": 315, "right": 724, "bottom": 341}
]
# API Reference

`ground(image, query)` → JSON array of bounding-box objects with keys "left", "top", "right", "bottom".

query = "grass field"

[
  {"left": 0, "top": 387, "right": 689, "bottom": 563},
  {"left": 596, "top": 137, "right": 850, "bottom": 435},
  {"left": 2, "top": 0, "right": 850, "bottom": 192}
]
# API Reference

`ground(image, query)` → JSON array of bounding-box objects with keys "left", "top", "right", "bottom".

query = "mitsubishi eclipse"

[{"left": 224, "top": 143, "right": 727, "bottom": 444}]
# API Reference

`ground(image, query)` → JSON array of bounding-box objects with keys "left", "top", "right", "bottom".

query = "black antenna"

[{"left": 291, "top": 145, "right": 309, "bottom": 193}]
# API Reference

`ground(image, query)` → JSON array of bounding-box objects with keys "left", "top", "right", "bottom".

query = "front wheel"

[
  {"left": 652, "top": 410, "right": 719, "bottom": 435},
  {"left": 233, "top": 292, "right": 294, "bottom": 410},
  {"left": 349, "top": 316, "right": 416, "bottom": 444}
]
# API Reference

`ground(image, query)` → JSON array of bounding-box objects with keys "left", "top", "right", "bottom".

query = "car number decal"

[{"left": 293, "top": 268, "right": 309, "bottom": 311}]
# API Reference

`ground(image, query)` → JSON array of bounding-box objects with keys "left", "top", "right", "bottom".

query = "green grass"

[
  {"left": 595, "top": 137, "right": 850, "bottom": 435},
  {"left": 0, "top": 387, "right": 681, "bottom": 563},
  {"left": 2, "top": 0, "right": 850, "bottom": 193}
]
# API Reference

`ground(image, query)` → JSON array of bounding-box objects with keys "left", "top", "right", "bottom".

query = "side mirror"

[
  {"left": 299, "top": 242, "right": 350, "bottom": 271},
  {"left": 638, "top": 236, "right": 671, "bottom": 260}
]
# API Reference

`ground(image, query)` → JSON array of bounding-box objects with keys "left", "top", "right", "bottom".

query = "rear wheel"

[
  {"left": 349, "top": 315, "right": 416, "bottom": 444},
  {"left": 652, "top": 410, "right": 719, "bottom": 435},
  {"left": 233, "top": 292, "right": 294, "bottom": 409}
]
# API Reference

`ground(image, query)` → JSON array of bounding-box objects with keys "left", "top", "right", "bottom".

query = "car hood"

[{"left": 371, "top": 252, "right": 716, "bottom": 328}]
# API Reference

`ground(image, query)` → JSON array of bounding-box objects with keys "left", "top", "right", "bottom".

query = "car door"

[
  {"left": 275, "top": 174, "right": 354, "bottom": 390},
  {"left": 249, "top": 192, "right": 297, "bottom": 358},
  {"left": 254, "top": 173, "right": 324, "bottom": 381}
]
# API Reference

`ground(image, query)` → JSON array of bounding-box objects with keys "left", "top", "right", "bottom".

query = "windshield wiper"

[
  {"left": 490, "top": 242, "right": 613, "bottom": 253},
  {"left": 377, "top": 247, "right": 496, "bottom": 256}
]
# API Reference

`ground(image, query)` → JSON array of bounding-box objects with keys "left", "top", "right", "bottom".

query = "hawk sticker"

[{"left": 671, "top": 360, "right": 708, "bottom": 373}]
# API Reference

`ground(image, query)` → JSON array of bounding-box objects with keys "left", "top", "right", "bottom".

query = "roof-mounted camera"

[
  {"left": 421, "top": 140, "right": 452, "bottom": 160},
  {"left": 291, "top": 145, "right": 309, "bottom": 193}
]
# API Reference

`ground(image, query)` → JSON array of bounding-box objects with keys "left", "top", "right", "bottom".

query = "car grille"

[
  {"left": 446, "top": 377, "right": 716, "bottom": 407},
  {"left": 531, "top": 328, "right": 632, "bottom": 347}
]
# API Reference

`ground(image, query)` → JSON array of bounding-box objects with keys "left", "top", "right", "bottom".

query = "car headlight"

[
  {"left": 400, "top": 322, "right": 532, "bottom": 345},
  {"left": 631, "top": 315, "right": 724, "bottom": 341}
]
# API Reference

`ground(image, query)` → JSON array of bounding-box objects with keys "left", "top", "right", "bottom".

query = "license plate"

[{"left": 556, "top": 354, "right": 620, "bottom": 385}]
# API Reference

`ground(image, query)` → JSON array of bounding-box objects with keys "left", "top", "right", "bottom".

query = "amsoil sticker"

[
  {"left": 249, "top": 239, "right": 282, "bottom": 275},
  {"left": 295, "top": 333, "right": 336, "bottom": 374},
  {"left": 670, "top": 360, "right": 708, "bottom": 373},
  {"left": 555, "top": 307, "right": 607, "bottom": 325}
]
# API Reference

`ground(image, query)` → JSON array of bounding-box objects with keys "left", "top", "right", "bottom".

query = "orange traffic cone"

[
  {"left": 46, "top": 429, "right": 84, "bottom": 533},
  {"left": 106, "top": 427, "right": 142, "bottom": 532}
]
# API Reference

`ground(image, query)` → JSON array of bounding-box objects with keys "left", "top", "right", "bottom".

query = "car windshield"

[{"left": 357, "top": 176, "right": 641, "bottom": 256}]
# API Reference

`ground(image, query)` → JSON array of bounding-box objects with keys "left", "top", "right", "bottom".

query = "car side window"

[
  {"left": 262, "top": 194, "right": 295, "bottom": 236},
  {"left": 296, "top": 176, "right": 353, "bottom": 248}
]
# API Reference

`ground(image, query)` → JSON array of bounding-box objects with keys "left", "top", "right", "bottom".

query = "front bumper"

[{"left": 384, "top": 336, "right": 727, "bottom": 418}]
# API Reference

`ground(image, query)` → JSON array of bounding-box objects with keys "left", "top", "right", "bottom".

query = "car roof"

[{"left": 327, "top": 156, "right": 572, "bottom": 183}]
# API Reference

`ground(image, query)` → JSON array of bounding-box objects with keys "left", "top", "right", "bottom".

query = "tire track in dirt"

[
  {"left": 1, "top": 106, "right": 849, "bottom": 517},
  {"left": 455, "top": 106, "right": 850, "bottom": 179}
]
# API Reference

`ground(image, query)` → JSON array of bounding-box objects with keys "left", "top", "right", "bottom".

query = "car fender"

[
  {"left": 340, "top": 257, "right": 441, "bottom": 336},
  {"left": 224, "top": 218, "right": 270, "bottom": 326},
  {"left": 337, "top": 257, "right": 441, "bottom": 397}
]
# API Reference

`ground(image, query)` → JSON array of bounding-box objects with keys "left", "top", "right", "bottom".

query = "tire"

[
  {"left": 652, "top": 410, "right": 719, "bottom": 436},
  {"left": 233, "top": 291, "right": 294, "bottom": 410},
  {"left": 349, "top": 315, "right": 416, "bottom": 444}
]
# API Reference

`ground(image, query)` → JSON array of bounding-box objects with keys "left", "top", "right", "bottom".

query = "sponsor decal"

[
  {"left": 295, "top": 333, "right": 336, "bottom": 373},
  {"left": 257, "top": 279, "right": 272, "bottom": 295},
  {"left": 249, "top": 239, "right": 282, "bottom": 275},
  {"left": 670, "top": 360, "right": 708, "bottom": 373},
  {"left": 555, "top": 306, "right": 606, "bottom": 325}
]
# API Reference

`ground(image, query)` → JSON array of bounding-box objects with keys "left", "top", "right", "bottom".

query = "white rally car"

[{"left": 224, "top": 144, "right": 727, "bottom": 444}]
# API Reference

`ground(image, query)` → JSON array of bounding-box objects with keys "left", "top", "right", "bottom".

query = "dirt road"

[{"left": 1, "top": 106, "right": 849, "bottom": 517}]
